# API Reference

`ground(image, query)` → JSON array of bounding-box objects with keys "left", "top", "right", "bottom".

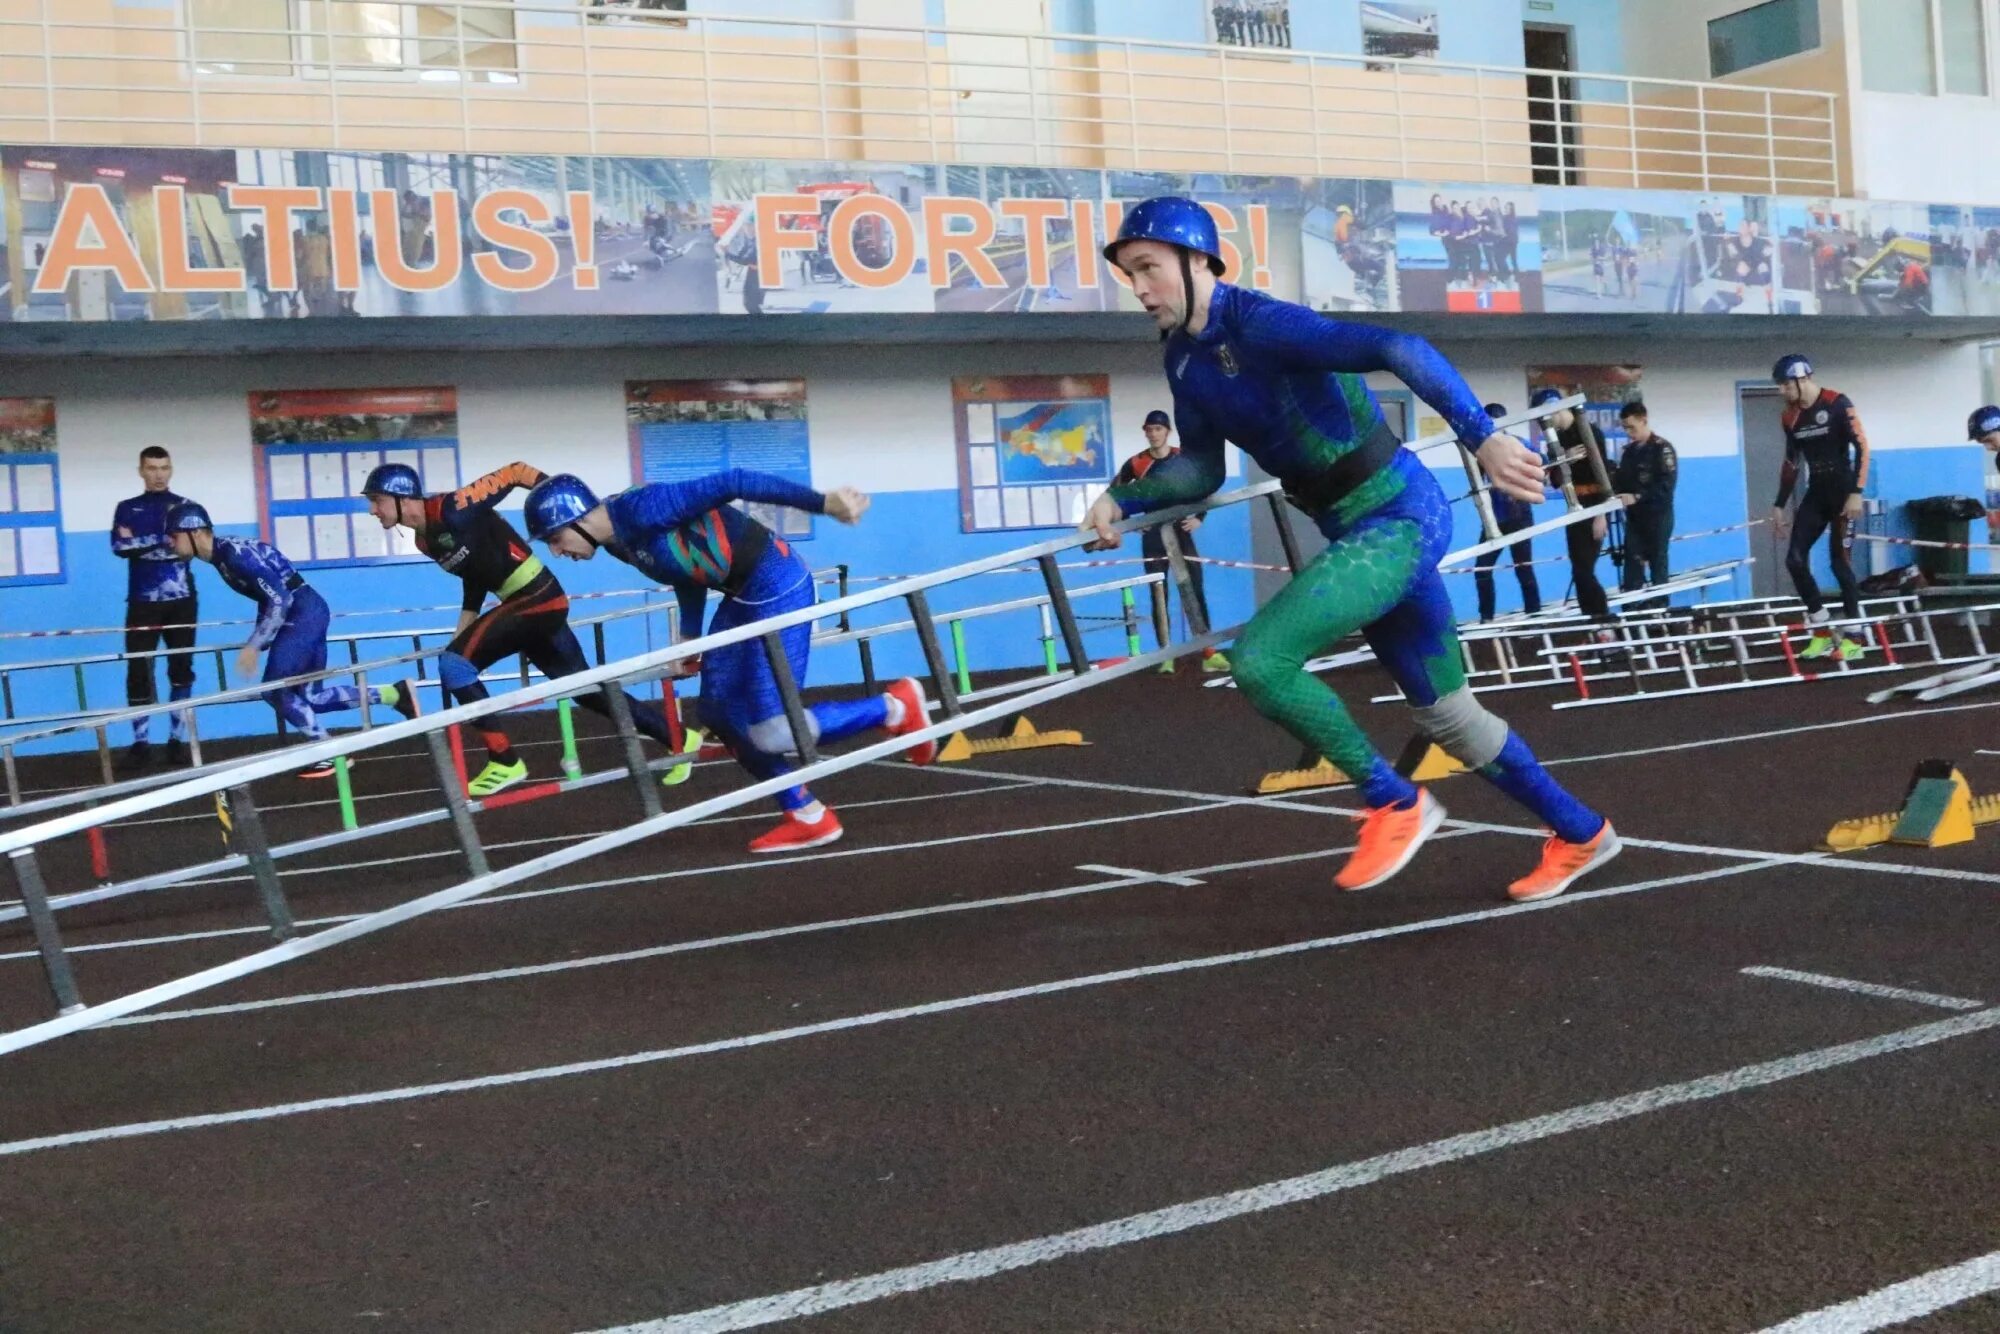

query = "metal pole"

[
  {"left": 225, "top": 784, "right": 296, "bottom": 941},
  {"left": 95, "top": 725, "right": 114, "bottom": 786},
  {"left": 425, "top": 727, "right": 491, "bottom": 877},
  {"left": 186, "top": 708, "right": 205, "bottom": 768},
  {"left": 558, "top": 697, "right": 582, "bottom": 779},
  {"left": 1154, "top": 528, "right": 1210, "bottom": 637},
  {"left": 594, "top": 621, "right": 608, "bottom": 666},
  {"left": 949, "top": 620, "right": 974, "bottom": 696},
  {"left": 761, "top": 632, "right": 820, "bottom": 767},
  {"left": 1121, "top": 586, "right": 1142, "bottom": 659},
  {"left": 73, "top": 662, "right": 87, "bottom": 713},
  {"left": 599, "top": 681, "right": 663, "bottom": 820},
  {"left": 1541, "top": 420, "right": 1580, "bottom": 511},
  {"left": 905, "top": 589, "right": 963, "bottom": 718},
  {"left": 1038, "top": 553, "right": 1097, "bottom": 668},
  {"left": 2, "top": 744, "right": 18, "bottom": 806},
  {"left": 1266, "top": 492, "right": 1304, "bottom": 574},
  {"left": 9, "top": 848, "right": 84, "bottom": 1015},
  {"left": 1040, "top": 605, "right": 1060, "bottom": 675},
  {"left": 841, "top": 565, "right": 879, "bottom": 694},
  {"left": 1457, "top": 445, "right": 1502, "bottom": 542}
]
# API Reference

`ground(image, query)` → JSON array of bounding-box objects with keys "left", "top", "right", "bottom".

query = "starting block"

[
  {"left": 1820, "top": 759, "right": 2000, "bottom": 851},
  {"left": 1250, "top": 736, "right": 1469, "bottom": 795},
  {"left": 936, "top": 715, "right": 1085, "bottom": 763}
]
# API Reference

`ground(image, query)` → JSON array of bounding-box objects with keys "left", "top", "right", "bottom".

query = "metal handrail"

[
  {"left": 0, "top": 595, "right": 677, "bottom": 759},
  {"left": 0, "top": 1, "right": 1843, "bottom": 192}
]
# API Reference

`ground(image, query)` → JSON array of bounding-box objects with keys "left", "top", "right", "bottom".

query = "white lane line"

[
  {"left": 928, "top": 763, "right": 2000, "bottom": 887},
  {"left": 1541, "top": 698, "right": 2000, "bottom": 771},
  {"left": 0, "top": 854, "right": 1786, "bottom": 1157},
  {"left": 0, "top": 787, "right": 1248, "bottom": 964},
  {"left": 108, "top": 837, "right": 1456, "bottom": 1029},
  {"left": 589, "top": 1005, "right": 2000, "bottom": 1334},
  {"left": 167, "top": 780, "right": 1041, "bottom": 889},
  {"left": 1758, "top": 1248, "right": 2000, "bottom": 1333},
  {"left": 1741, "top": 966, "right": 1987, "bottom": 1012},
  {"left": 1075, "top": 864, "right": 1207, "bottom": 887}
]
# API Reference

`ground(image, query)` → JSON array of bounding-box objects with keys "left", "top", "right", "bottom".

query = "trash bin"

[{"left": 1905, "top": 496, "right": 1986, "bottom": 579}]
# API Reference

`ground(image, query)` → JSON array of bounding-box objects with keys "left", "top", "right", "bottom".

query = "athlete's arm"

[
  {"left": 441, "top": 462, "right": 548, "bottom": 517},
  {"left": 1104, "top": 400, "right": 1226, "bottom": 516},
  {"left": 1239, "top": 303, "right": 1495, "bottom": 447},
  {"left": 1840, "top": 394, "right": 1871, "bottom": 514},
  {"left": 110, "top": 501, "right": 165, "bottom": 560}
]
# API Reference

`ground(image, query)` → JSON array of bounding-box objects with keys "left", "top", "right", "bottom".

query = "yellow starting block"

[
  {"left": 936, "top": 715, "right": 1085, "bottom": 763},
  {"left": 1821, "top": 760, "right": 1999, "bottom": 851},
  {"left": 1251, "top": 736, "right": 1470, "bottom": 795}
]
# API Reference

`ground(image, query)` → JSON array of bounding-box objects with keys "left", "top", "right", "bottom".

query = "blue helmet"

[
  {"left": 1103, "top": 196, "right": 1224, "bottom": 274},
  {"left": 360, "top": 462, "right": 422, "bottom": 499},
  {"left": 525, "top": 474, "right": 601, "bottom": 543},
  {"left": 1529, "top": 387, "right": 1565, "bottom": 409},
  {"left": 1771, "top": 353, "right": 1814, "bottom": 383},
  {"left": 1969, "top": 405, "right": 2000, "bottom": 440},
  {"left": 164, "top": 500, "right": 212, "bottom": 533}
]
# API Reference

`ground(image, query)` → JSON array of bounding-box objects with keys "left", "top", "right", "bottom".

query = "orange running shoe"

[
  {"left": 748, "top": 807, "right": 844, "bottom": 855},
  {"left": 1507, "top": 821, "right": 1622, "bottom": 902},
  {"left": 1335, "top": 790, "right": 1447, "bottom": 891},
  {"left": 885, "top": 677, "right": 938, "bottom": 765}
]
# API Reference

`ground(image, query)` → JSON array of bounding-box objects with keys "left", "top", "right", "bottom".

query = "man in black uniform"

[
  {"left": 1613, "top": 401, "right": 1677, "bottom": 606},
  {"left": 362, "top": 460, "right": 684, "bottom": 796},
  {"left": 111, "top": 446, "right": 197, "bottom": 768},
  {"left": 1112, "top": 409, "right": 1229, "bottom": 673},
  {"left": 1770, "top": 352, "right": 1869, "bottom": 661}
]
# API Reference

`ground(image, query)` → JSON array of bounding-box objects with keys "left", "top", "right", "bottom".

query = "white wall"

[
  {"left": 1620, "top": 0, "right": 1845, "bottom": 84},
  {"left": 1851, "top": 91, "right": 2000, "bottom": 204}
]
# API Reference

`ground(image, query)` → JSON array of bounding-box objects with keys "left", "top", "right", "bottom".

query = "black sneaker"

[
  {"left": 296, "top": 759, "right": 337, "bottom": 780},
  {"left": 390, "top": 679, "right": 420, "bottom": 722},
  {"left": 118, "top": 741, "right": 153, "bottom": 772},
  {"left": 163, "top": 739, "right": 189, "bottom": 767}
]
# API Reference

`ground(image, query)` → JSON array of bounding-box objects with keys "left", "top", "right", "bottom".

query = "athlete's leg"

[
  {"left": 1228, "top": 516, "right": 1430, "bottom": 809},
  {"left": 1472, "top": 542, "right": 1502, "bottom": 621},
  {"left": 160, "top": 600, "right": 197, "bottom": 742},
  {"left": 1364, "top": 569, "right": 1603, "bottom": 845},
  {"left": 526, "top": 619, "right": 681, "bottom": 748},
  {"left": 1786, "top": 497, "right": 1832, "bottom": 616},
  {"left": 1507, "top": 524, "right": 1541, "bottom": 615},
  {"left": 440, "top": 599, "right": 525, "bottom": 763},
  {"left": 1826, "top": 510, "right": 1862, "bottom": 619},
  {"left": 261, "top": 592, "right": 333, "bottom": 740}
]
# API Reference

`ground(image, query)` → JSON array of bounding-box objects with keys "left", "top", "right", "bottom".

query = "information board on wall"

[
  {"left": 952, "top": 374, "right": 1113, "bottom": 534},
  {"left": 0, "top": 397, "right": 63, "bottom": 586},
  {"left": 625, "top": 379, "right": 816, "bottom": 539},
  {"left": 251, "top": 386, "right": 461, "bottom": 568}
]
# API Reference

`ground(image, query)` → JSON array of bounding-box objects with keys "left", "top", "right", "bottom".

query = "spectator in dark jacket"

[{"left": 1613, "top": 400, "right": 1678, "bottom": 603}]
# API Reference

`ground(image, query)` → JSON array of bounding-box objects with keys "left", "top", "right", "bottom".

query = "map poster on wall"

[
  {"left": 625, "top": 379, "right": 815, "bottom": 539},
  {"left": 953, "top": 374, "right": 1113, "bottom": 534},
  {"left": 249, "top": 386, "right": 460, "bottom": 568},
  {"left": 1525, "top": 365, "right": 1644, "bottom": 455}
]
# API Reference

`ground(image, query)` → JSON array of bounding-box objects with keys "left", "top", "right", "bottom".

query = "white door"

[{"left": 941, "top": 0, "right": 1047, "bottom": 163}]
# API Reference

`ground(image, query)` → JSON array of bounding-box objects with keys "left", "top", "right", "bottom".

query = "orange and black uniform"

[
  {"left": 1776, "top": 388, "right": 1870, "bottom": 619},
  {"left": 1115, "top": 446, "right": 1210, "bottom": 646},
  {"left": 423, "top": 463, "right": 676, "bottom": 761}
]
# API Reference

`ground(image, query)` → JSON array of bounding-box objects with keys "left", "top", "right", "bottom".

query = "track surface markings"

[
  {"left": 1758, "top": 1248, "right": 2000, "bottom": 1332},
  {"left": 1, "top": 851, "right": 1777, "bottom": 1157},
  {"left": 585, "top": 1005, "right": 2000, "bottom": 1334},
  {"left": 1742, "top": 965, "right": 1987, "bottom": 1012},
  {"left": 1074, "top": 863, "right": 1207, "bottom": 886}
]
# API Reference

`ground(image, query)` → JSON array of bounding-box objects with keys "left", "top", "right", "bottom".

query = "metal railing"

[
  {"left": 0, "top": 2, "right": 1842, "bottom": 192},
  {"left": 0, "top": 396, "right": 1607, "bottom": 1054}
]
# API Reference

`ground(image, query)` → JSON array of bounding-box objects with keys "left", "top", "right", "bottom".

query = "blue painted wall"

[{"left": 1, "top": 492, "right": 1256, "bottom": 755}]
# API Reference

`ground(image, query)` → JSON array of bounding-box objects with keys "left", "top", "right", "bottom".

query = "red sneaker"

[
  {"left": 748, "top": 807, "right": 844, "bottom": 855},
  {"left": 885, "top": 677, "right": 937, "bottom": 765}
]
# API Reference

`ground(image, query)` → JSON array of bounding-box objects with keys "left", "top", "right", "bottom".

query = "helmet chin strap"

[
  {"left": 1178, "top": 247, "right": 1197, "bottom": 337},
  {"left": 566, "top": 519, "right": 601, "bottom": 550}
]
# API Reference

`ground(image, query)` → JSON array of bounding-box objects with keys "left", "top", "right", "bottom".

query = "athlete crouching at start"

[
  {"left": 1085, "top": 196, "right": 1619, "bottom": 901},
  {"left": 165, "top": 501, "right": 416, "bottom": 777},
  {"left": 525, "top": 470, "right": 936, "bottom": 854}
]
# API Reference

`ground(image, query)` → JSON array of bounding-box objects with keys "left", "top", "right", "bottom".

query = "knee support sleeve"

[
  {"left": 1411, "top": 685, "right": 1508, "bottom": 770},
  {"left": 744, "top": 712, "right": 818, "bottom": 757},
  {"left": 438, "top": 651, "right": 480, "bottom": 694}
]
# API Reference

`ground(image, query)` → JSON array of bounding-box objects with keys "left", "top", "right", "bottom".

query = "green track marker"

[
  {"left": 558, "top": 697, "right": 582, "bottom": 780},
  {"left": 950, "top": 620, "right": 973, "bottom": 696},
  {"left": 333, "top": 755, "right": 357, "bottom": 831},
  {"left": 1121, "top": 586, "right": 1142, "bottom": 659}
]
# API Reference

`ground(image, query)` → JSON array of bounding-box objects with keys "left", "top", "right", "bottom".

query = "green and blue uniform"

[{"left": 1108, "top": 282, "right": 1601, "bottom": 841}]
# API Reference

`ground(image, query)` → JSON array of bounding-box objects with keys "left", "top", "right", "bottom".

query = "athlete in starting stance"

[
  {"left": 164, "top": 501, "right": 415, "bottom": 776},
  {"left": 362, "top": 461, "right": 683, "bottom": 796},
  {"left": 524, "top": 469, "right": 935, "bottom": 854},
  {"left": 1084, "top": 197, "right": 1619, "bottom": 900}
]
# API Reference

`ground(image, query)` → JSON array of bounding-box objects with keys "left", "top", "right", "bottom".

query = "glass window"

[
  {"left": 1861, "top": 0, "right": 1939, "bottom": 93},
  {"left": 1707, "top": 0, "right": 1820, "bottom": 78},
  {"left": 190, "top": 0, "right": 294, "bottom": 76},
  {"left": 189, "top": 1, "right": 516, "bottom": 80},
  {"left": 1941, "top": 0, "right": 1988, "bottom": 94}
]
